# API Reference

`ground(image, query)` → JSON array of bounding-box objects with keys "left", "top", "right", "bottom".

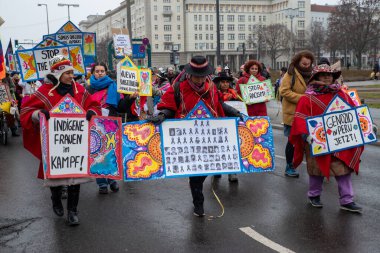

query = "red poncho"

[
  {"left": 20, "top": 82, "right": 101, "bottom": 179},
  {"left": 157, "top": 79, "right": 225, "bottom": 118},
  {"left": 221, "top": 88, "right": 239, "bottom": 102},
  {"left": 290, "top": 90, "right": 363, "bottom": 178},
  {"left": 236, "top": 73, "right": 268, "bottom": 116}
]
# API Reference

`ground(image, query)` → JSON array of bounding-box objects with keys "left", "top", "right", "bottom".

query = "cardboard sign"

[
  {"left": 16, "top": 38, "right": 85, "bottom": 82},
  {"left": 224, "top": 101, "right": 248, "bottom": 116},
  {"left": 307, "top": 95, "right": 377, "bottom": 156},
  {"left": 122, "top": 101, "right": 275, "bottom": 181},
  {"left": 117, "top": 56, "right": 152, "bottom": 96},
  {"left": 112, "top": 28, "right": 132, "bottom": 58},
  {"left": 239, "top": 75, "right": 274, "bottom": 105}
]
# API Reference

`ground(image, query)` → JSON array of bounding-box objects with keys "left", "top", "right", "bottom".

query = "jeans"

[{"left": 96, "top": 178, "right": 116, "bottom": 189}]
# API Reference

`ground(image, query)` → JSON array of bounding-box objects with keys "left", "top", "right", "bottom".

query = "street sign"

[{"left": 132, "top": 44, "right": 145, "bottom": 59}]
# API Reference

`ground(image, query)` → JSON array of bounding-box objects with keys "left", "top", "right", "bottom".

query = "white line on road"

[
  {"left": 240, "top": 227, "right": 296, "bottom": 253},
  {"left": 275, "top": 155, "right": 306, "bottom": 165}
]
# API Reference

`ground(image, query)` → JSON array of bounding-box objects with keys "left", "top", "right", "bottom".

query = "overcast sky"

[{"left": 0, "top": 0, "right": 338, "bottom": 52}]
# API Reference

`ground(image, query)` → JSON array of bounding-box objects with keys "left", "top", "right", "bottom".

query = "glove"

[
  {"left": 147, "top": 113, "right": 166, "bottom": 125},
  {"left": 86, "top": 110, "right": 96, "bottom": 121},
  {"left": 306, "top": 135, "right": 314, "bottom": 145},
  {"left": 40, "top": 109, "right": 50, "bottom": 120}
]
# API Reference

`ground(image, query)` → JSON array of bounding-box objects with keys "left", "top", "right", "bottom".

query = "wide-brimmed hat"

[
  {"left": 308, "top": 64, "right": 341, "bottom": 83},
  {"left": 213, "top": 71, "right": 234, "bottom": 83},
  {"left": 184, "top": 56, "right": 214, "bottom": 77}
]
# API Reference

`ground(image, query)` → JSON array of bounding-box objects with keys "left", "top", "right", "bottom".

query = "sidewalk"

[{"left": 267, "top": 100, "right": 380, "bottom": 147}]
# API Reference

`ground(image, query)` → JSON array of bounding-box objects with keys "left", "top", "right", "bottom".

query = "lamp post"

[
  {"left": 216, "top": 0, "right": 221, "bottom": 66},
  {"left": 57, "top": 3, "right": 79, "bottom": 21},
  {"left": 37, "top": 3, "right": 49, "bottom": 34},
  {"left": 285, "top": 8, "right": 299, "bottom": 57}
]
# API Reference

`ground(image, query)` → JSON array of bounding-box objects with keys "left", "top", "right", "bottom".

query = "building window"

[
  {"left": 297, "top": 30, "right": 305, "bottom": 38},
  {"left": 154, "top": 15, "right": 157, "bottom": 21},
  {"left": 259, "top": 16, "right": 262, "bottom": 22},
  {"left": 199, "top": 25, "right": 202, "bottom": 31},
  {"left": 299, "top": 11, "right": 305, "bottom": 17},
  {"left": 206, "top": 34, "right": 209, "bottom": 40},
  {"left": 220, "top": 34, "right": 224, "bottom": 40},
  {"left": 177, "top": 6, "right": 180, "bottom": 12},
  {"left": 163, "top": 6, "right": 171, "bottom": 11},
  {"left": 227, "top": 15, "right": 234, "bottom": 22},
  {"left": 206, "top": 43, "right": 209, "bottom": 49},
  {"left": 220, "top": 15, "right": 224, "bottom": 22},
  {"left": 220, "top": 43, "right": 224, "bottom": 49},
  {"left": 199, "top": 15, "right": 202, "bottom": 21},
  {"left": 228, "top": 43, "right": 235, "bottom": 49},
  {"left": 195, "top": 43, "right": 198, "bottom": 50},
  {"left": 248, "top": 16, "right": 251, "bottom": 22},
  {"left": 154, "top": 25, "right": 158, "bottom": 30},
  {"left": 211, "top": 43, "right": 214, "bottom": 49},
  {"left": 155, "top": 44, "right": 159, "bottom": 49},
  {"left": 210, "top": 24, "right": 214, "bottom": 31},
  {"left": 298, "top": 20, "right": 305, "bottom": 28},
  {"left": 194, "top": 15, "right": 197, "bottom": 21},
  {"left": 228, "top": 34, "right": 235, "bottom": 40},
  {"left": 210, "top": 15, "right": 213, "bottom": 22},
  {"left": 164, "top": 16, "right": 171, "bottom": 22},
  {"left": 164, "top": 25, "right": 171, "bottom": 31},
  {"left": 298, "top": 1, "right": 305, "bottom": 8},
  {"left": 195, "top": 34, "right": 198, "bottom": 40},
  {"left": 164, "top": 44, "right": 171, "bottom": 50},
  {"left": 155, "top": 34, "right": 158, "bottom": 40},
  {"left": 253, "top": 16, "right": 255, "bottom": 22},
  {"left": 177, "top": 25, "right": 180, "bottom": 30},
  {"left": 164, "top": 34, "right": 172, "bottom": 41},
  {"left": 238, "top": 34, "right": 245, "bottom": 40},
  {"left": 210, "top": 34, "right": 214, "bottom": 40},
  {"left": 238, "top": 24, "right": 245, "bottom": 31},
  {"left": 220, "top": 24, "right": 224, "bottom": 31},
  {"left": 163, "top": 0, "right": 171, "bottom": 2},
  {"left": 227, "top": 24, "right": 235, "bottom": 31},
  {"left": 206, "top": 24, "right": 209, "bottom": 31},
  {"left": 199, "top": 34, "right": 202, "bottom": 40},
  {"left": 194, "top": 24, "right": 197, "bottom": 31},
  {"left": 178, "top": 34, "right": 181, "bottom": 40},
  {"left": 263, "top": 16, "right": 266, "bottom": 22},
  {"left": 177, "top": 15, "right": 180, "bottom": 21},
  {"left": 205, "top": 15, "right": 208, "bottom": 21},
  {"left": 238, "top": 15, "right": 245, "bottom": 22},
  {"left": 154, "top": 5, "right": 157, "bottom": 11}
]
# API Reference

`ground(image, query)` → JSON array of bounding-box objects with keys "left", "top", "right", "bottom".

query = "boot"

[
  {"left": 285, "top": 163, "right": 299, "bottom": 178},
  {"left": 11, "top": 127, "right": 19, "bottom": 137},
  {"left": 67, "top": 185, "right": 80, "bottom": 226},
  {"left": 190, "top": 180, "right": 205, "bottom": 217},
  {"left": 50, "top": 186, "right": 64, "bottom": 217}
]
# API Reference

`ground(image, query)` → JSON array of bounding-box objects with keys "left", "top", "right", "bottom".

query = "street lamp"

[
  {"left": 37, "top": 3, "right": 49, "bottom": 34},
  {"left": 57, "top": 3, "right": 79, "bottom": 21},
  {"left": 285, "top": 8, "right": 299, "bottom": 56}
]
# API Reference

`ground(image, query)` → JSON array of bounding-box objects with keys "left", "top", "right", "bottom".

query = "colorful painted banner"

[
  {"left": 112, "top": 28, "right": 132, "bottom": 58},
  {"left": 7, "top": 54, "right": 18, "bottom": 72},
  {"left": 116, "top": 56, "right": 152, "bottom": 96},
  {"left": 307, "top": 94, "right": 377, "bottom": 156},
  {"left": 16, "top": 38, "right": 85, "bottom": 82},
  {"left": 346, "top": 89, "right": 361, "bottom": 107},
  {"left": 43, "top": 21, "right": 96, "bottom": 66},
  {"left": 89, "top": 116, "right": 123, "bottom": 180},
  {"left": 0, "top": 84, "right": 12, "bottom": 113},
  {"left": 122, "top": 101, "right": 275, "bottom": 181},
  {"left": 40, "top": 95, "right": 122, "bottom": 179},
  {"left": 239, "top": 75, "right": 274, "bottom": 105}
]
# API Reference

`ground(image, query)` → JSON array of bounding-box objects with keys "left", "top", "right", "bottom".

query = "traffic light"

[{"left": 14, "top": 39, "right": 18, "bottom": 48}]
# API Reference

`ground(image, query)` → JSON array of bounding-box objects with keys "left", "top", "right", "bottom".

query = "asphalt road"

[{"left": 1, "top": 129, "right": 380, "bottom": 253}]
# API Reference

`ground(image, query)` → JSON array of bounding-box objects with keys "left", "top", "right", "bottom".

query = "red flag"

[
  {"left": 0, "top": 36, "right": 6, "bottom": 79},
  {"left": 5, "top": 39, "right": 13, "bottom": 67}
]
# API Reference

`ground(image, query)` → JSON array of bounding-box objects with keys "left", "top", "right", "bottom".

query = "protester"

[
  {"left": 152, "top": 56, "right": 242, "bottom": 217},
  {"left": 87, "top": 62, "right": 138, "bottom": 194},
  {"left": 20, "top": 55, "right": 101, "bottom": 225},
  {"left": 213, "top": 71, "right": 239, "bottom": 182},
  {"left": 1, "top": 75, "right": 19, "bottom": 136},
  {"left": 166, "top": 67, "right": 177, "bottom": 85},
  {"left": 279, "top": 50, "right": 315, "bottom": 178},
  {"left": 290, "top": 64, "right": 363, "bottom": 213},
  {"left": 236, "top": 60, "right": 268, "bottom": 116}
]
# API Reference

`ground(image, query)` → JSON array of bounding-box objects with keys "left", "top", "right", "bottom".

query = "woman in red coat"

[
  {"left": 236, "top": 60, "right": 268, "bottom": 116},
  {"left": 21, "top": 56, "right": 101, "bottom": 225}
]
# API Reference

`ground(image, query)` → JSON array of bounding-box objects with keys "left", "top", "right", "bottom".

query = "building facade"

[{"left": 80, "top": 0, "right": 312, "bottom": 71}]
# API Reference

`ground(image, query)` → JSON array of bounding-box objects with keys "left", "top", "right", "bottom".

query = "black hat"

[
  {"left": 184, "top": 56, "right": 214, "bottom": 77},
  {"left": 213, "top": 71, "right": 234, "bottom": 83}
]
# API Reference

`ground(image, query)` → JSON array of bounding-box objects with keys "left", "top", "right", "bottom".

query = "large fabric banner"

[
  {"left": 307, "top": 94, "right": 377, "bottom": 156},
  {"left": 122, "top": 101, "right": 275, "bottom": 181}
]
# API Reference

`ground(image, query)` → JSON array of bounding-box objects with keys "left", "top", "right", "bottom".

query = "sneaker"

[
  {"left": 99, "top": 187, "right": 108, "bottom": 194},
  {"left": 193, "top": 204, "right": 205, "bottom": 217},
  {"left": 285, "top": 164, "right": 299, "bottom": 178},
  {"left": 340, "top": 202, "right": 362, "bottom": 213},
  {"left": 228, "top": 174, "right": 238, "bottom": 182},
  {"left": 309, "top": 196, "right": 323, "bottom": 208},
  {"left": 110, "top": 181, "right": 119, "bottom": 192}
]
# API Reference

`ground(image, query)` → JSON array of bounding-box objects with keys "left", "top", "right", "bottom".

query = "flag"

[
  {"left": 5, "top": 39, "right": 13, "bottom": 67},
  {"left": 0, "top": 35, "right": 6, "bottom": 79}
]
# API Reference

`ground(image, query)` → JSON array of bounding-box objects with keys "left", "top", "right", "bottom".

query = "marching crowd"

[{"left": 0, "top": 49, "right": 371, "bottom": 226}]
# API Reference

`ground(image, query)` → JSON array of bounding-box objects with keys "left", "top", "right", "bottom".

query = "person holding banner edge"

[
  {"left": 290, "top": 63, "right": 363, "bottom": 213},
  {"left": 20, "top": 55, "right": 101, "bottom": 225},
  {"left": 150, "top": 56, "right": 243, "bottom": 217}
]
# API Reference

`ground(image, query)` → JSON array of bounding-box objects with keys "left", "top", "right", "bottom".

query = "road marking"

[
  {"left": 240, "top": 227, "right": 296, "bottom": 253},
  {"left": 275, "top": 155, "right": 306, "bottom": 165}
]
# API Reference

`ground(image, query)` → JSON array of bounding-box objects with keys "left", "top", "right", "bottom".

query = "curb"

[{"left": 270, "top": 123, "right": 380, "bottom": 147}]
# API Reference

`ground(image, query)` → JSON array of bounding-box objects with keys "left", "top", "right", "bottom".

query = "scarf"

[
  {"left": 90, "top": 75, "right": 120, "bottom": 107},
  {"left": 56, "top": 83, "right": 74, "bottom": 97},
  {"left": 296, "top": 65, "right": 313, "bottom": 83},
  {"left": 305, "top": 81, "right": 342, "bottom": 95},
  {"left": 187, "top": 74, "right": 207, "bottom": 93}
]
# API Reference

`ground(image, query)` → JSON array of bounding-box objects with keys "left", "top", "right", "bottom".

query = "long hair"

[
  {"left": 288, "top": 50, "right": 315, "bottom": 75},
  {"left": 91, "top": 62, "right": 108, "bottom": 74}
]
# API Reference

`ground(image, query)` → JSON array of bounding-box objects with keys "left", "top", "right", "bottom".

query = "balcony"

[{"left": 162, "top": 10, "right": 172, "bottom": 16}]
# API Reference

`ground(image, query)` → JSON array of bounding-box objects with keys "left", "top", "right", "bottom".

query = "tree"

[
  {"left": 309, "top": 21, "right": 326, "bottom": 62},
  {"left": 96, "top": 36, "right": 112, "bottom": 67},
  {"left": 328, "top": 0, "right": 380, "bottom": 69},
  {"left": 261, "top": 24, "right": 291, "bottom": 70}
]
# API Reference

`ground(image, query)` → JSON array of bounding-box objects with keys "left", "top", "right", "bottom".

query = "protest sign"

[
  {"left": 7, "top": 54, "right": 18, "bottom": 72},
  {"left": 16, "top": 38, "right": 85, "bottom": 82},
  {"left": 43, "top": 21, "right": 96, "bottom": 67},
  {"left": 117, "top": 56, "right": 152, "bottom": 96},
  {"left": 307, "top": 94, "right": 377, "bottom": 156},
  {"left": 347, "top": 89, "right": 361, "bottom": 107},
  {"left": 112, "top": 28, "right": 132, "bottom": 58},
  {"left": 224, "top": 101, "right": 248, "bottom": 116},
  {"left": 239, "top": 75, "right": 274, "bottom": 105},
  {"left": 122, "top": 101, "right": 275, "bottom": 181},
  {"left": 88, "top": 116, "right": 123, "bottom": 180},
  {"left": 0, "top": 84, "right": 11, "bottom": 113}
]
